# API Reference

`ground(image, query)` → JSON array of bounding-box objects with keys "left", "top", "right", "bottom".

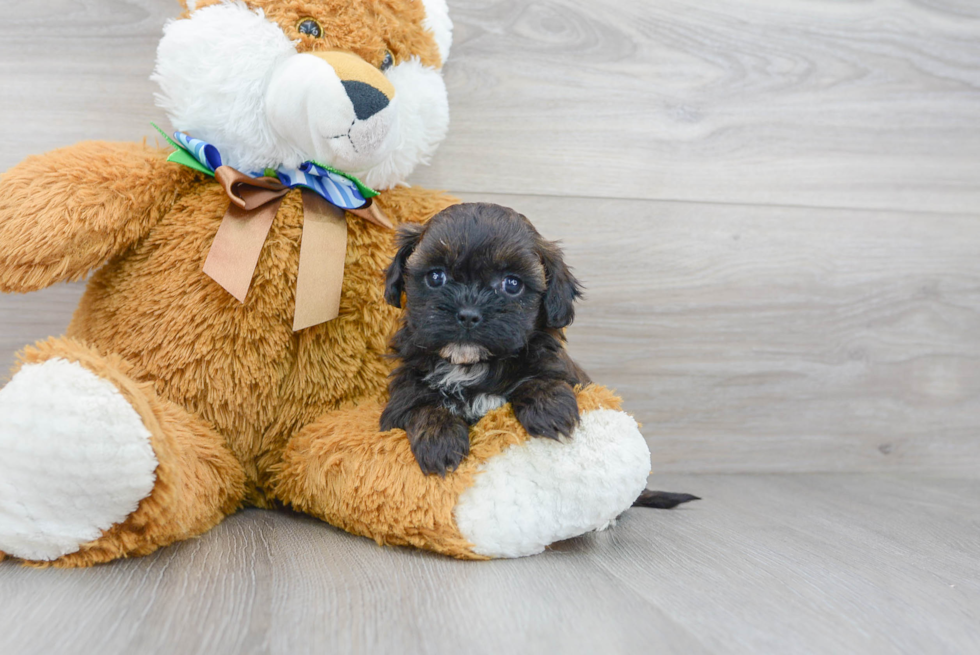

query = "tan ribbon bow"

[{"left": 202, "top": 165, "right": 392, "bottom": 331}]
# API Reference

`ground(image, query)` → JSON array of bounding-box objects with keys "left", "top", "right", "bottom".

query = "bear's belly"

[{"left": 66, "top": 184, "right": 399, "bottom": 493}]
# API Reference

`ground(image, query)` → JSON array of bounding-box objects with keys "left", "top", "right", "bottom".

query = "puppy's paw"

[
  {"left": 407, "top": 407, "right": 471, "bottom": 476},
  {"left": 513, "top": 380, "right": 580, "bottom": 440}
]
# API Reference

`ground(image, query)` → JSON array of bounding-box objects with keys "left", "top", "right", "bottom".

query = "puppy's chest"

[{"left": 424, "top": 361, "right": 508, "bottom": 423}]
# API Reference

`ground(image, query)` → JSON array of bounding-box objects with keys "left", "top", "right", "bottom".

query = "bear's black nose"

[
  {"left": 342, "top": 80, "right": 390, "bottom": 121},
  {"left": 456, "top": 308, "right": 483, "bottom": 329}
]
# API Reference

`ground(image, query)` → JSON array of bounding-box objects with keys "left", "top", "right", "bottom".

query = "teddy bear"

[{"left": 0, "top": 0, "right": 652, "bottom": 566}]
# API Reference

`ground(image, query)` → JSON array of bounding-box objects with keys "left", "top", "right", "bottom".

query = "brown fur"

[
  {"left": 183, "top": 0, "right": 442, "bottom": 68},
  {"left": 62, "top": 153, "right": 457, "bottom": 504},
  {"left": 0, "top": 141, "right": 198, "bottom": 292},
  {"left": 1, "top": 140, "right": 463, "bottom": 564}
]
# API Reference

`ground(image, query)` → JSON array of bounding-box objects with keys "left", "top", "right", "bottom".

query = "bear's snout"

[
  {"left": 312, "top": 50, "right": 394, "bottom": 122},
  {"left": 265, "top": 49, "right": 400, "bottom": 174}
]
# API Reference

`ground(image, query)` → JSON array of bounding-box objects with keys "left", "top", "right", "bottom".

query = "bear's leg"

[
  {"left": 0, "top": 338, "right": 246, "bottom": 567},
  {"left": 272, "top": 385, "right": 651, "bottom": 559}
]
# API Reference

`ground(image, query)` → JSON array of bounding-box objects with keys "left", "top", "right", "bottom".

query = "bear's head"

[{"left": 152, "top": 0, "right": 452, "bottom": 190}]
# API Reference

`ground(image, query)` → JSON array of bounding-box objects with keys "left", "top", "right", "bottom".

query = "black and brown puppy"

[
  {"left": 381, "top": 203, "right": 701, "bottom": 508},
  {"left": 381, "top": 202, "right": 588, "bottom": 476}
]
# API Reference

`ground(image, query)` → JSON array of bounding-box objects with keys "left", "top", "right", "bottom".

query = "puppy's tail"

[{"left": 632, "top": 489, "right": 700, "bottom": 509}]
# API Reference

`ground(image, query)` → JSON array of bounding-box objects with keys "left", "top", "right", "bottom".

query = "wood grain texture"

[
  {"left": 414, "top": 0, "right": 980, "bottom": 213},
  {"left": 0, "top": 474, "right": 977, "bottom": 655},
  {"left": 0, "top": 284, "right": 85, "bottom": 382},
  {"left": 0, "top": 1, "right": 178, "bottom": 164}
]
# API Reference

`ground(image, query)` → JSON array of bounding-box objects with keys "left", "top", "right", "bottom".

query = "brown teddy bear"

[{"left": 0, "top": 0, "right": 651, "bottom": 566}]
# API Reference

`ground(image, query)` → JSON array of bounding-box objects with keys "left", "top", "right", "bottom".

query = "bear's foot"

[
  {"left": 0, "top": 358, "right": 157, "bottom": 561},
  {"left": 0, "top": 337, "right": 246, "bottom": 567},
  {"left": 276, "top": 385, "right": 651, "bottom": 559},
  {"left": 453, "top": 408, "right": 650, "bottom": 558}
]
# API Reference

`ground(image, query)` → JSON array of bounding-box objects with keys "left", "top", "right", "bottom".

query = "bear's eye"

[
  {"left": 502, "top": 275, "right": 524, "bottom": 296},
  {"left": 297, "top": 18, "right": 323, "bottom": 38},
  {"left": 380, "top": 50, "right": 394, "bottom": 71},
  {"left": 425, "top": 269, "right": 447, "bottom": 289}
]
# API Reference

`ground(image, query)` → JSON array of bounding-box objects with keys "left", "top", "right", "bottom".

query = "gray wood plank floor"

[
  {"left": 1, "top": 474, "right": 977, "bottom": 655},
  {"left": 1, "top": 1, "right": 978, "bottom": 653},
  {"left": 416, "top": 0, "right": 980, "bottom": 214}
]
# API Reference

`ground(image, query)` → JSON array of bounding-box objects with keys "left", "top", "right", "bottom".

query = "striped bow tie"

[
  {"left": 155, "top": 125, "right": 392, "bottom": 331},
  {"left": 167, "top": 130, "right": 377, "bottom": 211}
]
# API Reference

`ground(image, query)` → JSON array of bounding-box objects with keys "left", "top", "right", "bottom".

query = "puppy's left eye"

[
  {"left": 380, "top": 50, "right": 394, "bottom": 71},
  {"left": 426, "top": 269, "right": 447, "bottom": 288},
  {"left": 502, "top": 275, "right": 524, "bottom": 296}
]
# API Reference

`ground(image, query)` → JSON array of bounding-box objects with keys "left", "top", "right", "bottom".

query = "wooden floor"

[
  {"left": 1, "top": 474, "right": 978, "bottom": 655},
  {"left": 1, "top": 0, "right": 979, "bottom": 653}
]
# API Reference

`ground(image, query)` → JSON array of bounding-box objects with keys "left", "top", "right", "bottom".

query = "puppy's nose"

[
  {"left": 342, "top": 80, "right": 390, "bottom": 121},
  {"left": 456, "top": 308, "right": 483, "bottom": 328}
]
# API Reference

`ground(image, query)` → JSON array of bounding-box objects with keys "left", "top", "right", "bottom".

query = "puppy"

[{"left": 381, "top": 202, "right": 589, "bottom": 475}]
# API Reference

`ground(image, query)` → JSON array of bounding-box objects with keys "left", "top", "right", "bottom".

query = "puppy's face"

[{"left": 385, "top": 203, "right": 582, "bottom": 363}]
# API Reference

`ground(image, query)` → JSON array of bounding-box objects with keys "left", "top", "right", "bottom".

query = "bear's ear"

[
  {"left": 421, "top": 0, "right": 453, "bottom": 64},
  {"left": 536, "top": 236, "right": 583, "bottom": 329},
  {"left": 384, "top": 223, "right": 426, "bottom": 308}
]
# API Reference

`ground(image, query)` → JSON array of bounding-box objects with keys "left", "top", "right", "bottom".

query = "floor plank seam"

[{"left": 444, "top": 187, "right": 977, "bottom": 218}]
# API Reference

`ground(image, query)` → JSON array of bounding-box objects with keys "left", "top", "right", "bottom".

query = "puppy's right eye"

[
  {"left": 502, "top": 275, "right": 524, "bottom": 296},
  {"left": 425, "top": 269, "right": 447, "bottom": 288}
]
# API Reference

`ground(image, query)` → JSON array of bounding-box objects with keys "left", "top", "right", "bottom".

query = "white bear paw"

[
  {"left": 0, "top": 358, "right": 158, "bottom": 561},
  {"left": 454, "top": 409, "right": 651, "bottom": 558}
]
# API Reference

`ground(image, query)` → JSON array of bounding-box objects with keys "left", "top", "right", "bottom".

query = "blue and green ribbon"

[{"left": 153, "top": 123, "right": 377, "bottom": 210}]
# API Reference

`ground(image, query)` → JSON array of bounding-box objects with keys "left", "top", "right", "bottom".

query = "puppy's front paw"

[
  {"left": 513, "top": 380, "right": 580, "bottom": 440},
  {"left": 407, "top": 407, "right": 471, "bottom": 476}
]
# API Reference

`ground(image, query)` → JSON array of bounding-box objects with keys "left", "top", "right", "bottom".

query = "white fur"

[
  {"left": 153, "top": 2, "right": 299, "bottom": 174},
  {"left": 360, "top": 57, "right": 449, "bottom": 190},
  {"left": 454, "top": 409, "right": 652, "bottom": 558},
  {"left": 153, "top": 2, "right": 450, "bottom": 190},
  {"left": 0, "top": 359, "right": 158, "bottom": 561},
  {"left": 425, "top": 361, "right": 488, "bottom": 398},
  {"left": 265, "top": 53, "right": 400, "bottom": 173},
  {"left": 440, "top": 343, "right": 489, "bottom": 365},
  {"left": 461, "top": 393, "right": 507, "bottom": 422},
  {"left": 421, "top": 0, "right": 453, "bottom": 63}
]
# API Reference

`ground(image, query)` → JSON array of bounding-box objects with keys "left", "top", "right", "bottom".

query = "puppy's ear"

[
  {"left": 384, "top": 223, "right": 426, "bottom": 308},
  {"left": 537, "top": 237, "right": 583, "bottom": 328}
]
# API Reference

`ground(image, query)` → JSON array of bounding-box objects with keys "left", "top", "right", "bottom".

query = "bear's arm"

[{"left": 0, "top": 141, "right": 199, "bottom": 293}]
